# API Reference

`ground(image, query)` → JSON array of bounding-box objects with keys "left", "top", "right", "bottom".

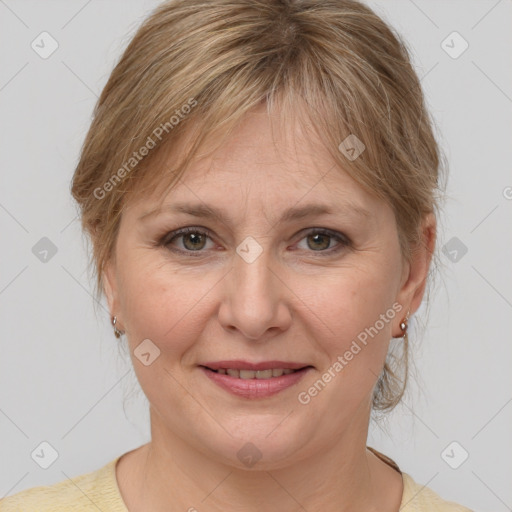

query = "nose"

[{"left": 217, "top": 245, "right": 292, "bottom": 341}]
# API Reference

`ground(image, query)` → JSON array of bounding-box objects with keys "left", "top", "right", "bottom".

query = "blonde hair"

[{"left": 71, "top": 0, "right": 445, "bottom": 411}]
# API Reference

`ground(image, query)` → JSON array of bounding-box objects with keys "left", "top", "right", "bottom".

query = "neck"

[{"left": 119, "top": 407, "right": 402, "bottom": 512}]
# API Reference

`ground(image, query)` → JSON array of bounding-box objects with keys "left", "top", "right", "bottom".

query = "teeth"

[
  {"left": 256, "top": 369, "right": 273, "bottom": 379},
  {"left": 213, "top": 368, "right": 299, "bottom": 379},
  {"left": 239, "top": 370, "right": 256, "bottom": 379}
]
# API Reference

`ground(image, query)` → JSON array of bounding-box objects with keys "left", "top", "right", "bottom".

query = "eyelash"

[{"left": 157, "top": 226, "right": 350, "bottom": 258}]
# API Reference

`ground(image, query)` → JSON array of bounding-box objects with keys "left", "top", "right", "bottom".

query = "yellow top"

[{"left": 0, "top": 449, "right": 474, "bottom": 511}]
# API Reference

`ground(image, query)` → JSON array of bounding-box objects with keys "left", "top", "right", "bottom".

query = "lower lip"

[{"left": 200, "top": 367, "right": 312, "bottom": 399}]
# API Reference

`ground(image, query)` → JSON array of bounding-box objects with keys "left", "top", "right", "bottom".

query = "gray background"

[{"left": 1, "top": 1, "right": 511, "bottom": 510}]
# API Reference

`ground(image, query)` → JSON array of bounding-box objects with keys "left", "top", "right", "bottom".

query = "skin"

[{"left": 104, "top": 104, "right": 436, "bottom": 512}]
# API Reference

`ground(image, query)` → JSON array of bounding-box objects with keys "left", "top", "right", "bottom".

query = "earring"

[
  {"left": 392, "top": 311, "right": 410, "bottom": 339},
  {"left": 399, "top": 311, "right": 410, "bottom": 336},
  {"left": 112, "top": 316, "right": 125, "bottom": 338}
]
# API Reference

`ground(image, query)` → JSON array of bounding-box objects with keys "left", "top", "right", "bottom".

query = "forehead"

[
  {"left": 171, "top": 109, "right": 359, "bottom": 195},
  {"left": 128, "top": 104, "right": 380, "bottom": 218}
]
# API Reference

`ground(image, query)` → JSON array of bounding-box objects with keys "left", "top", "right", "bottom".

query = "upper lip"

[{"left": 201, "top": 360, "right": 312, "bottom": 371}]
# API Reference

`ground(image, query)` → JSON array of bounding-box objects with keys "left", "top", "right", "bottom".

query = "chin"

[{"left": 198, "top": 417, "right": 312, "bottom": 470}]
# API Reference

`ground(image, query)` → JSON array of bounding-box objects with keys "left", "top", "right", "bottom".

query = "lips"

[{"left": 199, "top": 360, "right": 313, "bottom": 398}]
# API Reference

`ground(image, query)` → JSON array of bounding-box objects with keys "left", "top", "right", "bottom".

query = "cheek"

[
  {"left": 287, "top": 263, "right": 402, "bottom": 432},
  {"left": 305, "top": 264, "right": 399, "bottom": 343},
  {"left": 296, "top": 257, "right": 402, "bottom": 401},
  {"left": 116, "top": 256, "right": 220, "bottom": 411},
  {"left": 117, "top": 253, "right": 218, "bottom": 357}
]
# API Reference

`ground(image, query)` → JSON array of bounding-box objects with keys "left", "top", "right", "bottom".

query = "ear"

[
  {"left": 102, "top": 259, "right": 119, "bottom": 319},
  {"left": 394, "top": 213, "right": 436, "bottom": 333}
]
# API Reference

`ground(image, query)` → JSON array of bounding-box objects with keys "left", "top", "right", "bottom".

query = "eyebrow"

[{"left": 139, "top": 201, "right": 371, "bottom": 225}]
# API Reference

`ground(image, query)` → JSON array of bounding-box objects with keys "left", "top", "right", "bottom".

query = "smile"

[
  {"left": 199, "top": 362, "right": 313, "bottom": 399},
  {"left": 208, "top": 368, "right": 298, "bottom": 379}
]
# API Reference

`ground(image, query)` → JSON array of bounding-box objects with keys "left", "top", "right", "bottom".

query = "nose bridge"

[
  {"left": 219, "top": 238, "right": 289, "bottom": 339},
  {"left": 235, "top": 241, "right": 272, "bottom": 296}
]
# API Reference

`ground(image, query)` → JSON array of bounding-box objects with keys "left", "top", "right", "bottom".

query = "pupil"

[
  {"left": 309, "top": 233, "right": 329, "bottom": 251},
  {"left": 185, "top": 233, "right": 204, "bottom": 250}
]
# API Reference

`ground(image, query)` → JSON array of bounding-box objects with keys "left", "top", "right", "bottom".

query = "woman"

[{"left": 1, "top": 0, "right": 474, "bottom": 510}]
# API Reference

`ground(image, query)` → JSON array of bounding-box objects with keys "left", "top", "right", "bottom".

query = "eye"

[
  {"left": 161, "top": 227, "right": 215, "bottom": 254},
  {"left": 294, "top": 229, "right": 350, "bottom": 255}
]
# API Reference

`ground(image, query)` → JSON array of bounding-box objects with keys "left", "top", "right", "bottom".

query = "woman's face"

[{"left": 104, "top": 107, "right": 432, "bottom": 469}]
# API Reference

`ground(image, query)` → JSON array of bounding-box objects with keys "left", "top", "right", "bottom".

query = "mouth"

[{"left": 199, "top": 361, "right": 313, "bottom": 398}]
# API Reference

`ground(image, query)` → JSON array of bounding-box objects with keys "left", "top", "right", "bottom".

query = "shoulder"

[
  {"left": 368, "top": 447, "right": 474, "bottom": 511},
  {"left": 401, "top": 472, "right": 475, "bottom": 512},
  {"left": 0, "top": 457, "right": 126, "bottom": 512}
]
